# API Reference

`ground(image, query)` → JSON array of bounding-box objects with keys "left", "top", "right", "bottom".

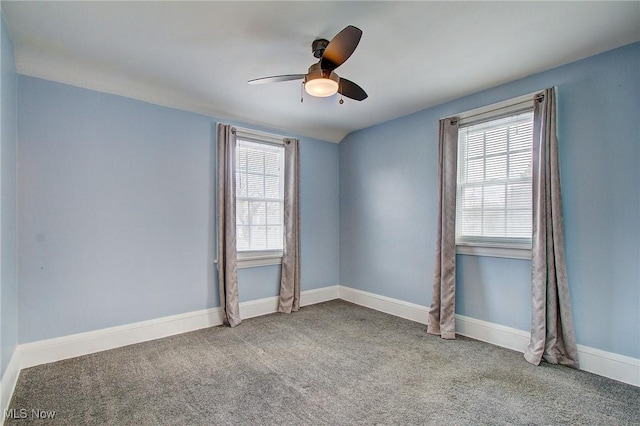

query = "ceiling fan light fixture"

[
  {"left": 304, "top": 67, "right": 339, "bottom": 97},
  {"left": 305, "top": 78, "right": 338, "bottom": 97}
]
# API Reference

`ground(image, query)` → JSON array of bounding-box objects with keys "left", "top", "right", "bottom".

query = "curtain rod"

[{"left": 451, "top": 93, "right": 544, "bottom": 125}]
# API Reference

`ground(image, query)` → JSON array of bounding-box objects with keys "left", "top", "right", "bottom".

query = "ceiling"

[{"left": 2, "top": 1, "right": 639, "bottom": 143}]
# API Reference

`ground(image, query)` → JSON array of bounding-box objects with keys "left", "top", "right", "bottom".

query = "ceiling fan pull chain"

[
  {"left": 339, "top": 92, "right": 344, "bottom": 105},
  {"left": 301, "top": 82, "right": 304, "bottom": 103}
]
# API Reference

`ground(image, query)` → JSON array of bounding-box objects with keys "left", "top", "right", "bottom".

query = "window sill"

[{"left": 456, "top": 244, "right": 531, "bottom": 260}]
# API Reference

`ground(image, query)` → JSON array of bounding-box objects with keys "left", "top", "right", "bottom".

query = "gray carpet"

[{"left": 6, "top": 300, "right": 640, "bottom": 425}]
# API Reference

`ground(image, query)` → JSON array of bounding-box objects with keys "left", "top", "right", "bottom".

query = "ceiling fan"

[{"left": 248, "top": 25, "right": 368, "bottom": 102}]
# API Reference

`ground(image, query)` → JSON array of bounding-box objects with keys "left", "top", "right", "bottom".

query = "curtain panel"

[
  {"left": 524, "top": 88, "right": 579, "bottom": 368},
  {"left": 278, "top": 138, "right": 301, "bottom": 313},
  {"left": 217, "top": 124, "right": 241, "bottom": 327},
  {"left": 427, "top": 118, "right": 459, "bottom": 340}
]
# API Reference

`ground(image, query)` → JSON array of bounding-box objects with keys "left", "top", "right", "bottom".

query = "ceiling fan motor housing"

[
  {"left": 305, "top": 63, "right": 339, "bottom": 84},
  {"left": 311, "top": 39, "right": 330, "bottom": 58}
]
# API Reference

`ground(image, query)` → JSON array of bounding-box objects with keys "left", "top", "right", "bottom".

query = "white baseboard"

[
  {"left": 20, "top": 307, "right": 226, "bottom": 370},
  {"left": 338, "top": 286, "right": 429, "bottom": 324},
  {"left": 238, "top": 296, "right": 279, "bottom": 320},
  {"left": 19, "top": 285, "right": 340, "bottom": 370},
  {"left": 301, "top": 285, "right": 340, "bottom": 306},
  {"left": 454, "top": 314, "right": 530, "bottom": 353},
  {"left": 2, "top": 283, "right": 636, "bottom": 412},
  {"left": 454, "top": 314, "right": 639, "bottom": 387},
  {"left": 1, "top": 347, "right": 22, "bottom": 417},
  {"left": 576, "top": 344, "right": 640, "bottom": 387},
  {"left": 338, "top": 286, "right": 639, "bottom": 387},
  {"left": 238, "top": 285, "right": 339, "bottom": 320},
  {"left": 0, "top": 285, "right": 340, "bottom": 411}
]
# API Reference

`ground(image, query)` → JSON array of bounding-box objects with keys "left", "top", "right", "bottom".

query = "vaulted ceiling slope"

[{"left": 3, "top": 1, "right": 639, "bottom": 143}]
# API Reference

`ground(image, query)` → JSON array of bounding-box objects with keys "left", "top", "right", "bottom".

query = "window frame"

[
  {"left": 233, "top": 127, "right": 287, "bottom": 268},
  {"left": 453, "top": 92, "right": 539, "bottom": 260}
]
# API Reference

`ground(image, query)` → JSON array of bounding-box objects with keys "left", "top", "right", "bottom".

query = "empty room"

[{"left": 0, "top": 1, "right": 639, "bottom": 424}]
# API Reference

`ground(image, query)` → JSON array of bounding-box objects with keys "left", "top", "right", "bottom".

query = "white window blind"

[
  {"left": 456, "top": 111, "right": 533, "bottom": 249},
  {"left": 235, "top": 139, "right": 284, "bottom": 252}
]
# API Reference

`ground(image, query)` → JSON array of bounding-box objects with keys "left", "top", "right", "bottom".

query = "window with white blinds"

[
  {"left": 456, "top": 110, "right": 533, "bottom": 251},
  {"left": 235, "top": 139, "right": 284, "bottom": 253}
]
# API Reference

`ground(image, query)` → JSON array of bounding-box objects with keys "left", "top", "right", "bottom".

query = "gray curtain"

[
  {"left": 427, "top": 118, "right": 459, "bottom": 340},
  {"left": 524, "top": 88, "right": 579, "bottom": 368},
  {"left": 278, "top": 138, "right": 301, "bottom": 313},
  {"left": 217, "top": 124, "right": 241, "bottom": 327}
]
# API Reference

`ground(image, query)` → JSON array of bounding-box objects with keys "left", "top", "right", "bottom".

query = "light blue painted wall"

[
  {"left": 17, "top": 76, "right": 339, "bottom": 343},
  {"left": 14, "top": 39, "right": 639, "bottom": 361},
  {"left": 238, "top": 135, "right": 340, "bottom": 302},
  {"left": 340, "top": 42, "right": 640, "bottom": 358},
  {"left": 1, "top": 14, "right": 19, "bottom": 377}
]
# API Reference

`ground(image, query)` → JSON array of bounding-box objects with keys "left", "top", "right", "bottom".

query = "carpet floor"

[{"left": 6, "top": 300, "right": 640, "bottom": 425}]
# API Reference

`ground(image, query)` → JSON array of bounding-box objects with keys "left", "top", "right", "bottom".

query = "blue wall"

[
  {"left": 17, "top": 76, "right": 339, "bottom": 343},
  {"left": 340, "top": 42, "right": 640, "bottom": 359},
  {"left": 11, "top": 37, "right": 640, "bottom": 362},
  {"left": 1, "top": 14, "right": 19, "bottom": 377}
]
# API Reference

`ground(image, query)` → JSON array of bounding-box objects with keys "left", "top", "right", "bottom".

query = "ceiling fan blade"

[
  {"left": 320, "top": 25, "right": 362, "bottom": 71},
  {"left": 248, "top": 74, "right": 305, "bottom": 84},
  {"left": 339, "top": 78, "right": 368, "bottom": 101}
]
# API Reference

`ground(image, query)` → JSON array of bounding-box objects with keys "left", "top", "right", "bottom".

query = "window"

[
  {"left": 455, "top": 96, "right": 535, "bottom": 259},
  {"left": 234, "top": 128, "right": 286, "bottom": 267}
]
